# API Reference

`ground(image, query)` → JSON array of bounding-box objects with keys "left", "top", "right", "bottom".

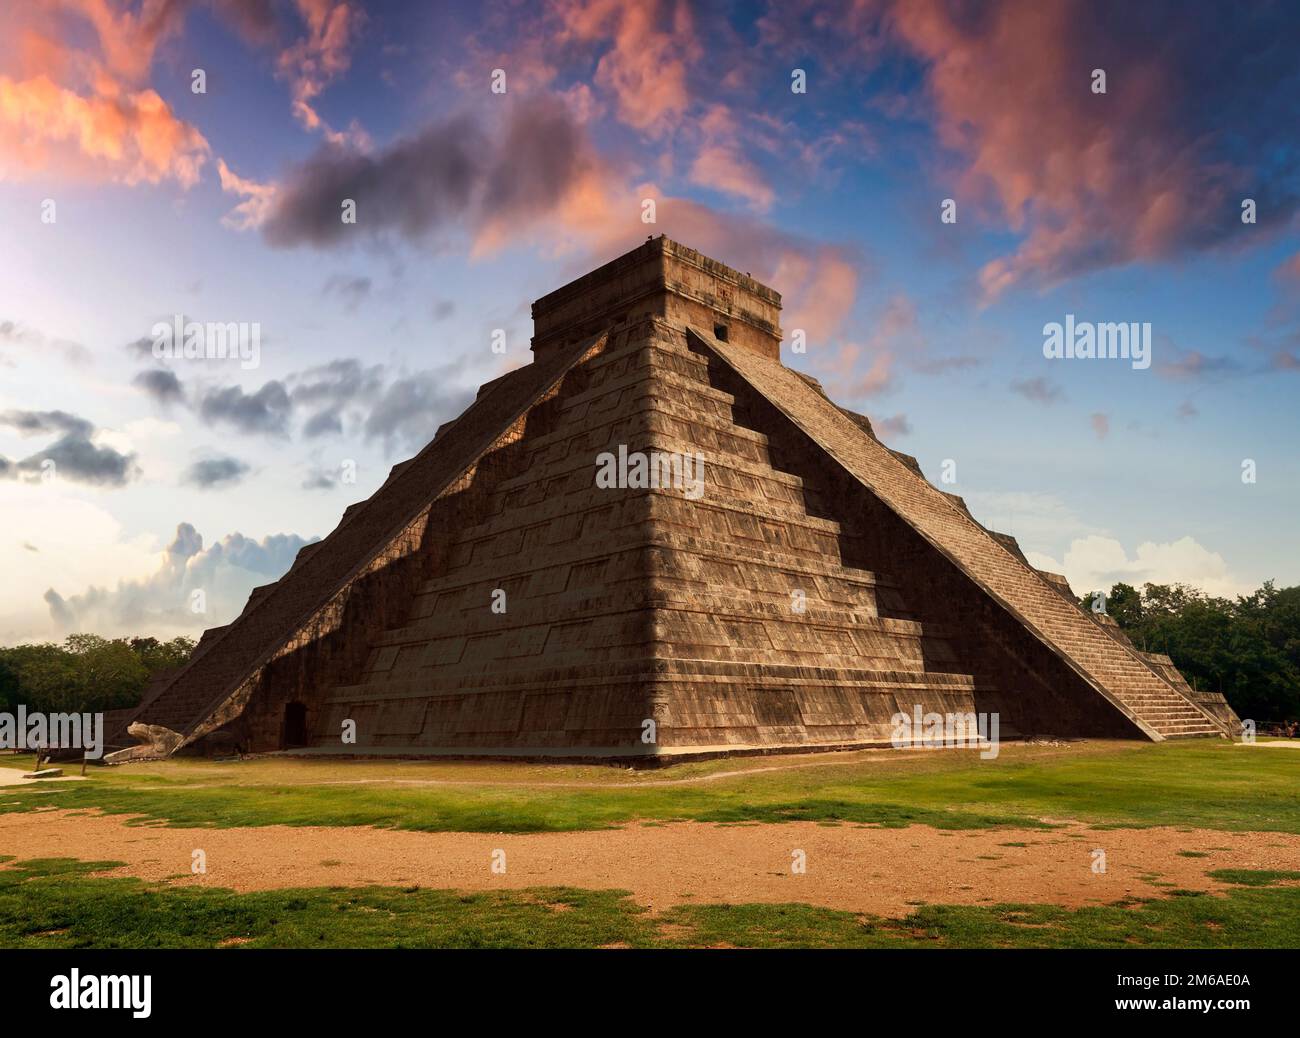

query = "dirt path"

[{"left": 3, "top": 810, "right": 1296, "bottom": 916}]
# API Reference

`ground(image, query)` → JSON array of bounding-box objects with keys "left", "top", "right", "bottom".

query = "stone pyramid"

[{"left": 108, "top": 237, "right": 1232, "bottom": 764}]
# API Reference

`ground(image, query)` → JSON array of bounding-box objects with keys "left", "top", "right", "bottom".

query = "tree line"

[
  {"left": 0, "top": 635, "right": 195, "bottom": 717},
  {"left": 1086, "top": 581, "right": 1300, "bottom": 724}
]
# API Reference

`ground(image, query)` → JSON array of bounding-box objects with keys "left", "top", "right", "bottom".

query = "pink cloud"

[
  {"left": 277, "top": 0, "right": 366, "bottom": 144},
  {"left": 678, "top": 104, "right": 772, "bottom": 211},
  {"left": 0, "top": 1, "right": 208, "bottom": 186},
  {"left": 875, "top": 413, "right": 911, "bottom": 438},
  {"left": 554, "top": 0, "right": 699, "bottom": 135},
  {"left": 1274, "top": 252, "right": 1300, "bottom": 288},
  {"left": 883, "top": 0, "right": 1268, "bottom": 299},
  {"left": 218, "top": 158, "right": 277, "bottom": 229}
]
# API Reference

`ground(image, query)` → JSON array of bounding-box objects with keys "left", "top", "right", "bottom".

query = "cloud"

[
  {"left": 1010, "top": 376, "right": 1065, "bottom": 404},
  {"left": 125, "top": 341, "right": 475, "bottom": 452},
  {"left": 17, "top": 433, "right": 139, "bottom": 487},
  {"left": 287, "top": 357, "right": 385, "bottom": 438},
  {"left": 43, "top": 521, "right": 318, "bottom": 637},
  {"left": 213, "top": 0, "right": 279, "bottom": 46},
  {"left": 0, "top": 319, "right": 90, "bottom": 365},
  {"left": 248, "top": 77, "right": 860, "bottom": 343},
  {"left": 875, "top": 413, "right": 911, "bottom": 438},
  {"left": 261, "top": 115, "right": 482, "bottom": 247},
  {"left": 0, "top": 409, "right": 92, "bottom": 439},
  {"left": 0, "top": 0, "right": 208, "bottom": 187},
  {"left": 218, "top": 159, "right": 278, "bottom": 230},
  {"left": 261, "top": 96, "right": 588, "bottom": 250},
  {"left": 0, "top": 76, "right": 211, "bottom": 186},
  {"left": 816, "top": 344, "right": 895, "bottom": 400},
  {"left": 554, "top": 0, "right": 700, "bottom": 135},
  {"left": 0, "top": 409, "right": 138, "bottom": 487},
  {"left": 301, "top": 467, "right": 337, "bottom": 490},
  {"left": 1157, "top": 349, "right": 1243, "bottom": 381},
  {"left": 1027, "top": 534, "right": 1244, "bottom": 598},
  {"left": 197, "top": 381, "right": 293, "bottom": 437},
  {"left": 182, "top": 456, "right": 252, "bottom": 489},
  {"left": 362, "top": 366, "right": 476, "bottom": 455},
  {"left": 912, "top": 354, "right": 980, "bottom": 375},
  {"left": 133, "top": 368, "right": 185, "bottom": 406},
  {"left": 685, "top": 105, "right": 774, "bottom": 210},
  {"left": 812, "top": 292, "right": 969, "bottom": 400},
  {"left": 1273, "top": 251, "right": 1300, "bottom": 288},
  {"left": 687, "top": 141, "right": 774, "bottom": 211},
  {"left": 322, "top": 273, "right": 372, "bottom": 310},
  {"left": 963, "top": 490, "right": 1105, "bottom": 550},
  {"left": 882, "top": 0, "right": 1300, "bottom": 298},
  {"left": 276, "top": 0, "right": 367, "bottom": 143},
  {"left": 0, "top": 485, "right": 160, "bottom": 641}
]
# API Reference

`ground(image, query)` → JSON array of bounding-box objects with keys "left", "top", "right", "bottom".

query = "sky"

[{"left": 1, "top": 0, "right": 1298, "bottom": 643}]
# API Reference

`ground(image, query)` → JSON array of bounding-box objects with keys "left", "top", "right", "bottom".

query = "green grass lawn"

[
  {"left": 1, "top": 856, "right": 1296, "bottom": 949},
  {"left": 3, "top": 742, "right": 1298, "bottom": 948},
  {"left": 2, "top": 740, "right": 1298, "bottom": 834}
]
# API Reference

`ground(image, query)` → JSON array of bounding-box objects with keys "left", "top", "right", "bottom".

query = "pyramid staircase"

[
  {"left": 317, "top": 319, "right": 984, "bottom": 753},
  {"left": 690, "top": 326, "right": 1225, "bottom": 740}
]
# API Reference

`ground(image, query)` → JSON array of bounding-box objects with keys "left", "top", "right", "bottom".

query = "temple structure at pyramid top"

[
  {"left": 531, "top": 236, "right": 783, "bottom": 361},
  {"left": 106, "top": 236, "right": 1237, "bottom": 764}
]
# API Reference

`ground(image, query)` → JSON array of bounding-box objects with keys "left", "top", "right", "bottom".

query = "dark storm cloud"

[
  {"left": 362, "top": 364, "right": 475, "bottom": 455},
  {"left": 288, "top": 358, "right": 385, "bottom": 409},
  {"left": 0, "top": 409, "right": 139, "bottom": 486},
  {"left": 301, "top": 410, "right": 342, "bottom": 437},
  {"left": 301, "top": 467, "right": 336, "bottom": 490},
  {"left": 182, "top": 455, "right": 252, "bottom": 488},
  {"left": 125, "top": 334, "right": 156, "bottom": 361},
  {"left": 263, "top": 115, "right": 482, "bottom": 247},
  {"left": 480, "top": 98, "right": 585, "bottom": 216},
  {"left": 20, "top": 435, "right": 138, "bottom": 486},
  {"left": 197, "top": 381, "right": 293, "bottom": 437},
  {"left": 288, "top": 357, "right": 386, "bottom": 440},
  {"left": 119, "top": 339, "right": 476, "bottom": 455},
  {"left": 133, "top": 368, "right": 186, "bottom": 405},
  {"left": 0, "top": 409, "right": 93, "bottom": 439},
  {"left": 262, "top": 97, "right": 585, "bottom": 248}
]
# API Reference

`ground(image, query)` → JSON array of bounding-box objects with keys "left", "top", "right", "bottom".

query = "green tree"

[{"left": 1103, "top": 581, "right": 1300, "bottom": 723}]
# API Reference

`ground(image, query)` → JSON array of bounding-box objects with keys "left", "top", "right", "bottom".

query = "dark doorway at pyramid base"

[{"left": 281, "top": 702, "right": 309, "bottom": 749}]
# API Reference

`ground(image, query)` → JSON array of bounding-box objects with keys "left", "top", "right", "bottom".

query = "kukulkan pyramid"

[{"left": 107, "top": 237, "right": 1238, "bottom": 764}]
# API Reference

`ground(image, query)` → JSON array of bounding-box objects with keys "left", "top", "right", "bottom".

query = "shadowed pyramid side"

[{"left": 687, "top": 325, "right": 1226, "bottom": 741}]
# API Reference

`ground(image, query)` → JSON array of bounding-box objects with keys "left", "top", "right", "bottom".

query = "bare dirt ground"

[{"left": 2, "top": 809, "right": 1296, "bottom": 916}]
